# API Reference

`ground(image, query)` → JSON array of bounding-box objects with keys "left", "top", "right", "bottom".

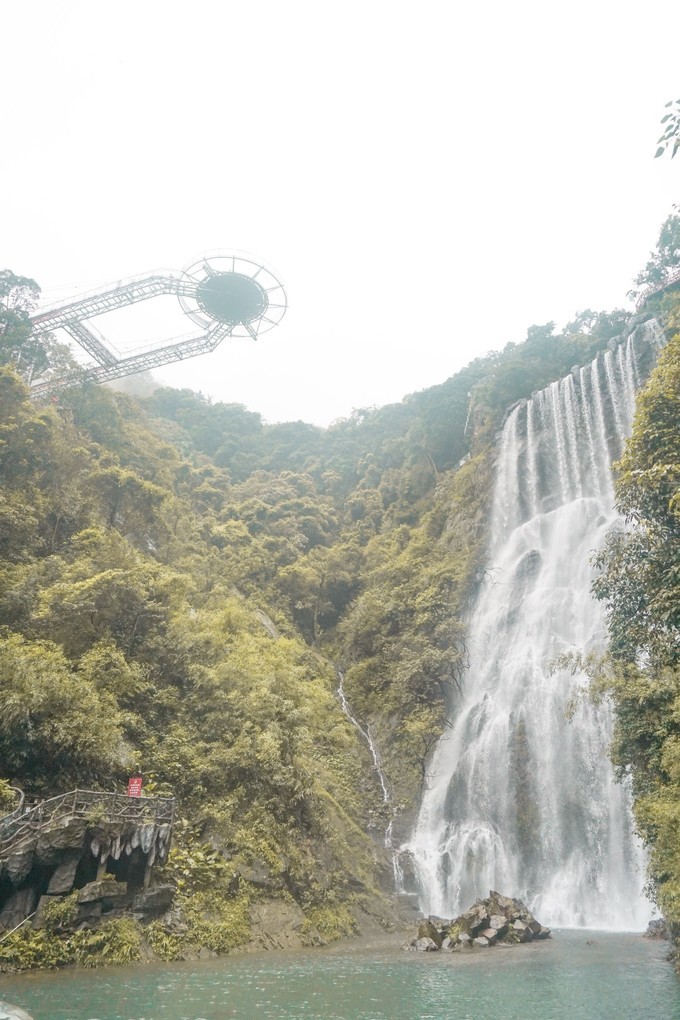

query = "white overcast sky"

[{"left": 2, "top": 0, "right": 678, "bottom": 426}]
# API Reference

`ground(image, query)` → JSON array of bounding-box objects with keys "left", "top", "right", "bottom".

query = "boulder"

[
  {"left": 488, "top": 891, "right": 521, "bottom": 917},
  {"left": 77, "top": 878, "right": 128, "bottom": 904},
  {"left": 415, "top": 937, "right": 439, "bottom": 951},
  {"left": 4, "top": 851, "right": 33, "bottom": 887},
  {"left": 644, "top": 918, "right": 668, "bottom": 940},
  {"left": 34, "top": 818, "right": 88, "bottom": 861},
  {"left": 131, "top": 885, "right": 175, "bottom": 915},
  {"left": 473, "top": 936, "right": 490, "bottom": 947},
  {"left": 46, "top": 852, "right": 81, "bottom": 895},
  {"left": 0, "top": 887, "right": 38, "bottom": 930},
  {"left": 417, "top": 919, "right": 443, "bottom": 948},
  {"left": 511, "top": 920, "right": 531, "bottom": 942},
  {"left": 461, "top": 902, "right": 490, "bottom": 937},
  {"left": 488, "top": 913, "right": 509, "bottom": 936}
]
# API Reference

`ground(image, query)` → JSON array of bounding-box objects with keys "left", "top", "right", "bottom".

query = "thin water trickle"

[
  {"left": 407, "top": 322, "right": 664, "bottom": 929},
  {"left": 336, "top": 673, "right": 401, "bottom": 881}
]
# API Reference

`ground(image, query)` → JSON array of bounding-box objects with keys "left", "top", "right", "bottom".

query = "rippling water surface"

[{"left": 2, "top": 931, "right": 679, "bottom": 1020}]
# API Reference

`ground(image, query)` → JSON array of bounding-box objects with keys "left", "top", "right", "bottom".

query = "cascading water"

[
  {"left": 408, "top": 320, "right": 665, "bottom": 930},
  {"left": 336, "top": 672, "right": 402, "bottom": 883}
]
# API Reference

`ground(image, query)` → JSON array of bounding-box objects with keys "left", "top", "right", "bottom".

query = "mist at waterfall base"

[{"left": 408, "top": 321, "right": 665, "bottom": 931}]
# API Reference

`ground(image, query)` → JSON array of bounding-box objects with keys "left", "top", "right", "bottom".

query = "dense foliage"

[{"left": 592, "top": 284, "right": 680, "bottom": 937}]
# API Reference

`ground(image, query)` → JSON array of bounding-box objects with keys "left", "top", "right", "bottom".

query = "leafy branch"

[{"left": 655, "top": 99, "right": 680, "bottom": 160}]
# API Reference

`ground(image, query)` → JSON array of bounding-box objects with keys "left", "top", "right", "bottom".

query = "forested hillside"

[
  {"left": 591, "top": 287, "right": 680, "bottom": 949},
  {"left": 0, "top": 212, "right": 678, "bottom": 969}
]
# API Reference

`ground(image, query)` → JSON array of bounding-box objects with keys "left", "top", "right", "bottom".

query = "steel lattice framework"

[{"left": 29, "top": 254, "right": 286, "bottom": 397}]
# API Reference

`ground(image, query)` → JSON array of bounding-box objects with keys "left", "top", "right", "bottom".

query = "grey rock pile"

[{"left": 404, "top": 890, "right": 551, "bottom": 952}]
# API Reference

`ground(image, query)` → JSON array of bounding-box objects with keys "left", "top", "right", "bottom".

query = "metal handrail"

[
  {"left": 0, "top": 911, "right": 36, "bottom": 945},
  {"left": 636, "top": 266, "right": 680, "bottom": 309},
  {"left": 0, "top": 790, "right": 174, "bottom": 858}
]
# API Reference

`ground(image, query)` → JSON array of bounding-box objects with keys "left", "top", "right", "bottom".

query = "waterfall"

[{"left": 407, "top": 320, "right": 665, "bottom": 930}]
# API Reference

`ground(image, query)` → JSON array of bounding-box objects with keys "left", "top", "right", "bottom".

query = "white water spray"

[{"left": 408, "top": 322, "right": 665, "bottom": 930}]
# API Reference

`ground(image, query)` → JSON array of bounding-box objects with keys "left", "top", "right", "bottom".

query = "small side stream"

[{"left": 335, "top": 673, "right": 402, "bottom": 888}]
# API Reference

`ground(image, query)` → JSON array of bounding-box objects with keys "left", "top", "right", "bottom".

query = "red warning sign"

[{"left": 127, "top": 775, "right": 143, "bottom": 797}]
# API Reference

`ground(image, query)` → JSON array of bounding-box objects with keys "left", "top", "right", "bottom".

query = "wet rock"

[
  {"left": 457, "top": 901, "right": 490, "bottom": 937},
  {"left": 417, "top": 919, "right": 442, "bottom": 948},
  {"left": 488, "top": 890, "right": 520, "bottom": 915},
  {"left": 139, "top": 823, "right": 156, "bottom": 854},
  {"left": 426, "top": 914, "right": 450, "bottom": 929},
  {"left": 0, "top": 1001, "right": 35, "bottom": 1019},
  {"left": 488, "top": 913, "right": 509, "bottom": 937},
  {"left": 408, "top": 891, "right": 551, "bottom": 952},
  {"left": 415, "top": 937, "right": 439, "bottom": 951},
  {"left": 0, "top": 887, "right": 38, "bottom": 930},
  {"left": 510, "top": 920, "right": 531, "bottom": 942},
  {"left": 77, "top": 878, "right": 128, "bottom": 904},
  {"left": 5, "top": 852, "right": 33, "bottom": 887},
  {"left": 46, "top": 852, "right": 81, "bottom": 895},
  {"left": 644, "top": 918, "right": 669, "bottom": 940},
  {"left": 131, "top": 885, "right": 175, "bottom": 916}
]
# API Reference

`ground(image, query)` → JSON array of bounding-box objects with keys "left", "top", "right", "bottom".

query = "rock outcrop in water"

[
  {"left": 404, "top": 891, "right": 551, "bottom": 951},
  {"left": 0, "top": 1002, "right": 34, "bottom": 1019}
]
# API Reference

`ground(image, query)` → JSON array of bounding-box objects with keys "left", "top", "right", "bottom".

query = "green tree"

[
  {"left": 1, "top": 270, "right": 75, "bottom": 382},
  {"left": 592, "top": 306, "right": 680, "bottom": 933},
  {"left": 0, "top": 633, "right": 125, "bottom": 791},
  {"left": 633, "top": 207, "right": 680, "bottom": 294},
  {"left": 594, "top": 325, "right": 680, "bottom": 666}
]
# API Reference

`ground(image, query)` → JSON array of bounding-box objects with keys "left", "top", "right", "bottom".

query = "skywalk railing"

[{"left": 0, "top": 789, "right": 175, "bottom": 858}]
